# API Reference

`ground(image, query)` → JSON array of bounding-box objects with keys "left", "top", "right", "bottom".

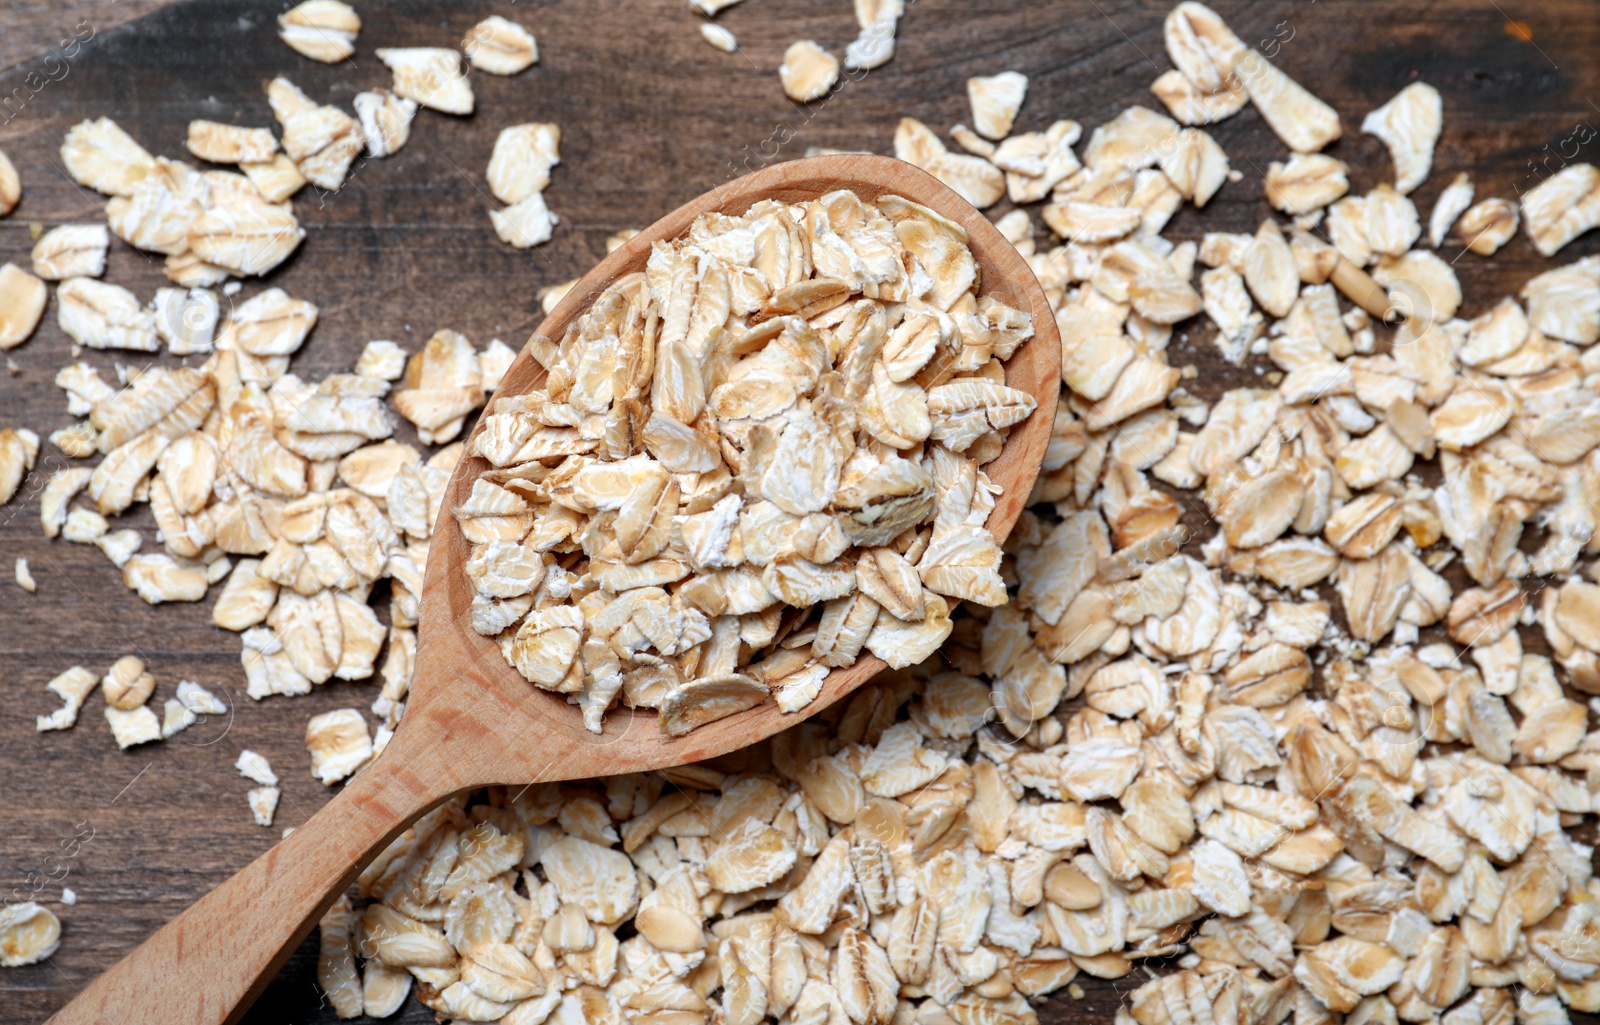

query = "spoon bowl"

[
  {"left": 429, "top": 153, "right": 1062, "bottom": 771},
  {"left": 50, "top": 153, "right": 1061, "bottom": 1025}
]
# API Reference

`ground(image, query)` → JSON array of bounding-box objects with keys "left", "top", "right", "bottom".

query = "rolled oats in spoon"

[{"left": 459, "top": 189, "right": 1038, "bottom": 734}]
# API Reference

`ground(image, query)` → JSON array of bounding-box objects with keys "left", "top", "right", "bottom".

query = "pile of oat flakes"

[
  {"left": 6, "top": 1, "right": 1600, "bottom": 1023},
  {"left": 311, "top": 3, "right": 1600, "bottom": 1023},
  {"left": 460, "top": 188, "right": 1037, "bottom": 735},
  {"left": 0, "top": 1, "right": 554, "bottom": 775}
]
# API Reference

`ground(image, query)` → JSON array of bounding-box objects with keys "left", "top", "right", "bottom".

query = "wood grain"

[
  {"left": 49, "top": 152, "right": 1062, "bottom": 1025},
  {"left": 0, "top": 1, "right": 177, "bottom": 76},
  {"left": 0, "top": 1, "right": 1597, "bottom": 1023}
]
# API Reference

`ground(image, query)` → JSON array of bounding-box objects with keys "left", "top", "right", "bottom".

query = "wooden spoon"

[{"left": 50, "top": 154, "right": 1061, "bottom": 1025}]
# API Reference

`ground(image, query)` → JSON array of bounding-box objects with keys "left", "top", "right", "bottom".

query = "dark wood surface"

[
  {"left": 0, "top": 1, "right": 175, "bottom": 74},
  {"left": 0, "top": 1, "right": 1597, "bottom": 1022}
]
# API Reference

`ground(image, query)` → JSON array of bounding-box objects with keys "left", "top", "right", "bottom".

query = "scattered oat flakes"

[
  {"left": 1361, "top": 81, "right": 1442, "bottom": 195},
  {"left": 1264, "top": 153, "right": 1347, "bottom": 215},
  {"left": 104, "top": 704, "right": 161, "bottom": 749},
  {"left": 164, "top": 251, "right": 230, "bottom": 289},
  {"left": 236, "top": 749, "right": 279, "bottom": 787},
  {"left": 846, "top": 0, "right": 902, "bottom": 70},
  {"left": 0, "top": 264, "right": 47, "bottom": 349},
  {"left": 35, "top": 667, "right": 96, "bottom": 732},
  {"left": 36, "top": 12, "right": 1600, "bottom": 1024},
  {"left": 699, "top": 23, "right": 738, "bottom": 53},
  {"left": 103, "top": 158, "right": 210, "bottom": 258},
  {"left": 779, "top": 40, "right": 839, "bottom": 103},
  {"left": 161, "top": 697, "right": 196, "bottom": 738},
  {"left": 393, "top": 329, "right": 484, "bottom": 444},
  {"left": 61, "top": 506, "right": 108, "bottom": 544},
  {"left": 352, "top": 89, "right": 416, "bottom": 159},
  {"left": 478, "top": 339, "right": 516, "bottom": 392},
  {"left": 1163, "top": 4, "right": 1339, "bottom": 153},
  {"left": 1456, "top": 196, "right": 1519, "bottom": 256},
  {"left": 14, "top": 557, "right": 34, "bottom": 593},
  {"left": 356, "top": 339, "right": 408, "bottom": 381},
  {"left": 248, "top": 787, "right": 281, "bottom": 827},
  {"left": 895, "top": 118, "right": 1006, "bottom": 209},
  {"left": 186, "top": 121, "right": 278, "bottom": 166},
  {"left": 267, "top": 77, "right": 362, "bottom": 192},
  {"left": 278, "top": 0, "right": 359, "bottom": 63},
  {"left": 487, "top": 124, "right": 561, "bottom": 205},
  {"left": 57, "top": 278, "right": 159, "bottom": 351},
  {"left": 306, "top": 708, "right": 373, "bottom": 784},
  {"left": 151, "top": 286, "right": 219, "bottom": 355},
  {"left": 0, "top": 902, "right": 61, "bottom": 967},
  {"left": 1150, "top": 67, "right": 1247, "bottom": 126},
  {"left": 95, "top": 530, "right": 141, "bottom": 568},
  {"left": 241, "top": 153, "right": 306, "bottom": 203},
  {"left": 177, "top": 680, "right": 225, "bottom": 718},
  {"left": 0, "top": 147, "right": 18, "bottom": 216},
  {"left": 1522, "top": 255, "right": 1600, "bottom": 343},
  {"left": 951, "top": 124, "right": 996, "bottom": 159},
  {"left": 490, "top": 194, "right": 557, "bottom": 249},
  {"left": 187, "top": 188, "right": 305, "bottom": 274},
  {"left": 213, "top": 560, "right": 277, "bottom": 630},
  {"left": 1160, "top": 127, "right": 1228, "bottom": 208},
  {"left": 0, "top": 427, "right": 39, "bottom": 506},
  {"left": 38, "top": 469, "right": 90, "bottom": 536},
  {"left": 218, "top": 287, "right": 318, "bottom": 356},
  {"left": 967, "top": 72, "right": 1028, "bottom": 141},
  {"left": 101, "top": 656, "right": 155, "bottom": 713},
  {"left": 61, "top": 118, "right": 157, "bottom": 197},
  {"left": 376, "top": 47, "right": 474, "bottom": 116},
  {"left": 1428, "top": 171, "right": 1473, "bottom": 247},
  {"left": 463, "top": 16, "right": 538, "bottom": 75},
  {"left": 538, "top": 279, "right": 575, "bottom": 314},
  {"left": 32, "top": 224, "right": 109, "bottom": 280},
  {"left": 123, "top": 553, "right": 209, "bottom": 604},
  {"left": 1522, "top": 162, "right": 1600, "bottom": 256}
]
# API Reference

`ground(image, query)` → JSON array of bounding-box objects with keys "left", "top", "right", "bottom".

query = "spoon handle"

[{"left": 48, "top": 743, "right": 456, "bottom": 1025}]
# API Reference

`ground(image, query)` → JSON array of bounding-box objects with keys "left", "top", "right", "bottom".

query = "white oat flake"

[
  {"left": 376, "top": 48, "right": 474, "bottom": 116},
  {"left": 463, "top": 16, "right": 538, "bottom": 76},
  {"left": 278, "top": 0, "right": 360, "bottom": 64},
  {"left": 779, "top": 40, "right": 839, "bottom": 103},
  {"left": 699, "top": 23, "right": 738, "bottom": 53}
]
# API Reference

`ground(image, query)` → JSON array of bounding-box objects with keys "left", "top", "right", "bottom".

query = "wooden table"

[{"left": 1, "top": 1, "right": 1596, "bottom": 1022}]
